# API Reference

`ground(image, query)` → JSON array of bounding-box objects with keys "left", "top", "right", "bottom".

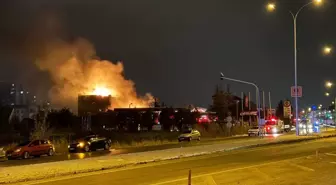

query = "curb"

[{"left": 1, "top": 134, "right": 335, "bottom": 184}]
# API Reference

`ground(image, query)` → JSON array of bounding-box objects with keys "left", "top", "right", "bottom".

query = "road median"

[{"left": 1, "top": 132, "right": 335, "bottom": 184}]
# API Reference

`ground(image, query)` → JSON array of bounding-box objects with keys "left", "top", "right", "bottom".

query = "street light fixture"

[
  {"left": 266, "top": 3, "right": 276, "bottom": 12},
  {"left": 266, "top": 0, "right": 324, "bottom": 136},
  {"left": 326, "top": 81, "right": 333, "bottom": 88},
  {"left": 323, "top": 46, "right": 332, "bottom": 55},
  {"left": 219, "top": 72, "right": 261, "bottom": 128},
  {"left": 314, "top": 0, "right": 323, "bottom": 5},
  {"left": 326, "top": 92, "right": 330, "bottom": 96},
  {"left": 308, "top": 107, "right": 312, "bottom": 112}
]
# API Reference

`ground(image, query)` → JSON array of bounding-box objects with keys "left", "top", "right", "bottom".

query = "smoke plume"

[{"left": 35, "top": 38, "right": 154, "bottom": 111}]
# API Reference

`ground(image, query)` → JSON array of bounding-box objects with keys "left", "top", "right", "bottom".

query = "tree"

[
  {"left": 159, "top": 108, "right": 174, "bottom": 131},
  {"left": 142, "top": 110, "right": 154, "bottom": 131},
  {"left": 276, "top": 100, "right": 284, "bottom": 120},
  {"left": 47, "top": 108, "right": 76, "bottom": 129},
  {"left": 209, "top": 85, "right": 234, "bottom": 121},
  {"left": 30, "top": 117, "right": 51, "bottom": 140}
]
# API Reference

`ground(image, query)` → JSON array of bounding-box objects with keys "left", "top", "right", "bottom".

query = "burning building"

[
  {"left": 78, "top": 95, "right": 111, "bottom": 116},
  {"left": 35, "top": 38, "right": 154, "bottom": 112}
]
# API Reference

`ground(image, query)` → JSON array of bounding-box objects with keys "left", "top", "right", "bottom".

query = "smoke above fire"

[{"left": 35, "top": 38, "right": 154, "bottom": 111}]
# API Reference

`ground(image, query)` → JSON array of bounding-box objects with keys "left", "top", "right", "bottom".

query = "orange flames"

[{"left": 35, "top": 38, "right": 154, "bottom": 111}]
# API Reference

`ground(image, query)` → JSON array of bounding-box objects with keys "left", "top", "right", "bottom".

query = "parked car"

[
  {"left": 68, "top": 135, "right": 111, "bottom": 153},
  {"left": 6, "top": 140, "right": 55, "bottom": 160},
  {"left": 248, "top": 126, "right": 263, "bottom": 136},
  {"left": 0, "top": 147, "right": 6, "bottom": 161},
  {"left": 178, "top": 129, "right": 201, "bottom": 142}
]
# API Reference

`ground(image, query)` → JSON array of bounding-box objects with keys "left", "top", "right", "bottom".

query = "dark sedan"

[{"left": 68, "top": 135, "right": 111, "bottom": 153}]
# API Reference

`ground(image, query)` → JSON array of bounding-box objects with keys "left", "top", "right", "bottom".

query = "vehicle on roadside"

[
  {"left": 264, "top": 118, "right": 284, "bottom": 134},
  {"left": 68, "top": 135, "right": 111, "bottom": 153},
  {"left": 0, "top": 147, "right": 6, "bottom": 161},
  {"left": 178, "top": 129, "right": 201, "bottom": 142},
  {"left": 6, "top": 140, "right": 55, "bottom": 160},
  {"left": 248, "top": 126, "right": 263, "bottom": 136}
]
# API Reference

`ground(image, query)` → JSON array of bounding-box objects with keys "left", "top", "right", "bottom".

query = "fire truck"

[{"left": 264, "top": 118, "right": 285, "bottom": 134}]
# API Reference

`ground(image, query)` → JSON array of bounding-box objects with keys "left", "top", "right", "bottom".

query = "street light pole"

[
  {"left": 220, "top": 73, "right": 261, "bottom": 128},
  {"left": 267, "top": 0, "right": 324, "bottom": 135},
  {"left": 289, "top": 1, "right": 315, "bottom": 136},
  {"left": 334, "top": 97, "right": 336, "bottom": 131}
]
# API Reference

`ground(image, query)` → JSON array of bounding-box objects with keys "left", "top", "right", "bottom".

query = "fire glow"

[
  {"left": 91, "top": 86, "right": 113, "bottom": 97},
  {"left": 35, "top": 38, "right": 154, "bottom": 110}
]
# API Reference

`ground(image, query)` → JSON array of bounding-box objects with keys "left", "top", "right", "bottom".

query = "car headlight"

[
  {"left": 272, "top": 128, "right": 277, "bottom": 133},
  {"left": 78, "top": 142, "right": 85, "bottom": 148},
  {"left": 14, "top": 148, "right": 21, "bottom": 153},
  {"left": 299, "top": 124, "right": 303, "bottom": 128}
]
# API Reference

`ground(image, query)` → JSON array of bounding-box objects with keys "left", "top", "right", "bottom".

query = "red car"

[{"left": 6, "top": 140, "right": 55, "bottom": 159}]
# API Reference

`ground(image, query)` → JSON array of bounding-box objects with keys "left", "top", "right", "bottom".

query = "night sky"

[{"left": 0, "top": 0, "right": 336, "bottom": 109}]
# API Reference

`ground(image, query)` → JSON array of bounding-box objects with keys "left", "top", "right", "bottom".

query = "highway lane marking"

[
  {"left": 325, "top": 153, "right": 336, "bottom": 157},
  {"left": 149, "top": 156, "right": 312, "bottom": 185},
  {"left": 204, "top": 175, "right": 218, "bottom": 185},
  {"left": 14, "top": 143, "right": 336, "bottom": 185},
  {"left": 285, "top": 162, "right": 315, "bottom": 172},
  {"left": 251, "top": 167, "right": 272, "bottom": 180},
  {"left": 330, "top": 162, "right": 336, "bottom": 165}
]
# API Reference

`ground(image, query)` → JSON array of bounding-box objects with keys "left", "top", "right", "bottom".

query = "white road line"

[
  {"left": 204, "top": 175, "right": 218, "bottom": 185},
  {"left": 330, "top": 162, "right": 336, "bottom": 165},
  {"left": 252, "top": 168, "right": 272, "bottom": 180},
  {"left": 286, "top": 162, "right": 315, "bottom": 172},
  {"left": 325, "top": 153, "right": 336, "bottom": 157},
  {"left": 150, "top": 156, "right": 310, "bottom": 185}
]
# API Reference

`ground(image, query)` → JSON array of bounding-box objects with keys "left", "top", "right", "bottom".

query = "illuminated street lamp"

[
  {"left": 323, "top": 46, "right": 332, "bottom": 55},
  {"left": 332, "top": 101, "right": 335, "bottom": 104},
  {"left": 266, "top": 3, "right": 276, "bottom": 12},
  {"left": 314, "top": 0, "right": 323, "bottom": 5},
  {"left": 266, "top": 0, "right": 324, "bottom": 136},
  {"left": 308, "top": 107, "right": 312, "bottom": 112},
  {"left": 326, "top": 81, "right": 333, "bottom": 88},
  {"left": 301, "top": 110, "right": 305, "bottom": 114},
  {"left": 326, "top": 92, "right": 330, "bottom": 96}
]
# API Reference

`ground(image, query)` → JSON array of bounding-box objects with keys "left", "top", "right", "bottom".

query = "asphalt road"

[
  {"left": 14, "top": 137, "right": 336, "bottom": 185},
  {"left": 0, "top": 135, "right": 259, "bottom": 167}
]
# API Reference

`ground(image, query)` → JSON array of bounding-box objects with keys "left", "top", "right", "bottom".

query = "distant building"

[
  {"left": 0, "top": 82, "right": 39, "bottom": 123},
  {"left": 78, "top": 95, "right": 112, "bottom": 131},
  {"left": 78, "top": 95, "right": 112, "bottom": 116},
  {"left": 0, "top": 82, "right": 14, "bottom": 106}
]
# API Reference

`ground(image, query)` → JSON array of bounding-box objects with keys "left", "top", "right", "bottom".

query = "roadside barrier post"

[{"left": 188, "top": 169, "right": 191, "bottom": 185}]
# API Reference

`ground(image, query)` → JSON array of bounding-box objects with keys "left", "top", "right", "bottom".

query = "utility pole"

[
  {"left": 263, "top": 91, "right": 266, "bottom": 121},
  {"left": 269, "top": 92, "right": 272, "bottom": 119},
  {"left": 241, "top": 92, "right": 244, "bottom": 124},
  {"left": 249, "top": 92, "right": 251, "bottom": 125}
]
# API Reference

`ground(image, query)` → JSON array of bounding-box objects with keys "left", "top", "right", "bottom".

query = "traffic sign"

[
  {"left": 291, "top": 86, "right": 302, "bottom": 97},
  {"left": 284, "top": 100, "right": 291, "bottom": 107},
  {"left": 283, "top": 100, "right": 291, "bottom": 118}
]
